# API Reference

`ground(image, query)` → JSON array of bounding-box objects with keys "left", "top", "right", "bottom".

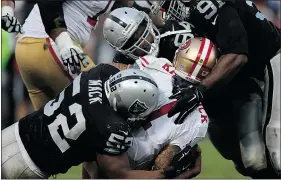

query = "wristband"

[
  {"left": 55, "top": 32, "right": 74, "bottom": 50},
  {"left": 163, "top": 166, "right": 176, "bottom": 179},
  {"left": 2, "top": 6, "right": 14, "bottom": 16},
  {"left": 197, "top": 83, "right": 207, "bottom": 94}
]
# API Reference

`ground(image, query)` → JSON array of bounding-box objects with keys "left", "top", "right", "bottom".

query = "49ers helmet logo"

[
  {"left": 129, "top": 99, "right": 149, "bottom": 115},
  {"left": 179, "top": 39, "right": 191, "bottom": 50}
]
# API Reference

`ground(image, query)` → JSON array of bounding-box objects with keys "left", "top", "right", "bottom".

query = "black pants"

[{"left": 204, "top": 77, "right": 269, "bottom": 177}]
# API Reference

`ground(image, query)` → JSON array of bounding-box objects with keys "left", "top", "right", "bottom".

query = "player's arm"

[
  {"left": 97, "top": 153, "right": 166, "bottom": 178},
  {"left": 37, "top": 0, "right": 88, "bottom": 76},
  {"left": 153, "top": 144, "right": 202, "bottom": 179},
  {"left": 168, "top": 5, "right": 249, "bottom": 118},
  {"left": 154, "top": 144, "right": 181, "bottom": 170},
  {"left": 97, "top": 145, "right": 201, "bottom": 179},
  {"left": 200, "top": 5, "right": 248, "bottom": 91}
]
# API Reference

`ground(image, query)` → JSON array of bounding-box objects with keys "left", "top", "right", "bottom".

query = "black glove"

[
  {"left": 163, "top": 145, "right": 194, "bottom": 178},
  {"left": 168, "top": 84, "right": 206, "bottom": 123}
]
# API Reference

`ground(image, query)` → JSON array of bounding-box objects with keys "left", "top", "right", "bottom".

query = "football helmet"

[
  {"left": 105, "top": 69, "right": 158, "bottom": 122},
  {"left": 162, "top": 0, "right": 190, "bottom": 21},
  {"left": 173, "top": 37, "right": 218, "bottom": 84},
  {"left": 103, "top": 7, "right": 160, "bottom": 60}
]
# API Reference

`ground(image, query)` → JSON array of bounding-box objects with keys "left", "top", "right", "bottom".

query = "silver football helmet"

[
  {"left": 105, "top": 69, "right": 158, "bottom": 122},
  {"left": 103, "top": 7, "right": 160, "bottom": 60}
]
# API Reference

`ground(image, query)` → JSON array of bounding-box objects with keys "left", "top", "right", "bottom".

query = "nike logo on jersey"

[
  {"left": 255, "top": 12, "right": 265, "bottom": 21},
  {"left": 212, "top": 15, "right": 218, "bottom": 25},
  {"left": 119, "top": 130, "right": 129, "bottom": 136}
]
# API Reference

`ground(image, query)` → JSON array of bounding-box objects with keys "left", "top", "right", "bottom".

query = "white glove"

[
  {"left": 1, "top": 6, "right": 23, "bottom": 33},
  {"left": 55, "top": 32, "right": 89, "bottom": 76}
]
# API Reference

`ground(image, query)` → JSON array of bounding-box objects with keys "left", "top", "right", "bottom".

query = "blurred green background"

[{"left": 55, "top": 139, "right": 248, "bottom": 179}]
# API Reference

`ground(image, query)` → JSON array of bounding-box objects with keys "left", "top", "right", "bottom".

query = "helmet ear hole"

[
  {"left": 134, "top": 81, "right": 138, "bottom": 84},
  {"left": 144, "top": 89, "right": 146, "bottom": 92}
]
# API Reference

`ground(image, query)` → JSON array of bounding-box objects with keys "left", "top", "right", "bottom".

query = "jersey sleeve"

[
  {"left": 216, "top": 4, "right": 248, "bottom": 55},
  {"left": 89, "top": 102, "right": 133, "bottom": 156},
  {"left": 169, "top": 104, "right": 209, "bottom": 150}
]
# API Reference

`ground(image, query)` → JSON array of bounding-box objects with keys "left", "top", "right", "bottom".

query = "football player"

[
  {"left": 83, "top": 37, "right": 216, "bottom": 179},
  {"left": 14, "top": 0, "right": 166, "bottom": 111},
  {"left": 15, "top": 0, "right": 106, "bottom": 111},
  {"left": 159, "top": 0, "right": 281, "bottom": 178},
  {"left": 103, "top": 7, "right": 196, "bottom": 64},
  {"left": 2, "top": 65, "right": 196, "bottom": 179},
  {"left": 128, "top": 37, "right": 216, "bottom": 172}
]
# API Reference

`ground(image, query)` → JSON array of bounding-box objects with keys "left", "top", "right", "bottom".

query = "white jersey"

[
  {"left": 22, "top": 0, "right": 114, "bottom": 47},
  {"left": 127, "top": 55, "right": 209, "bottom": 170}
]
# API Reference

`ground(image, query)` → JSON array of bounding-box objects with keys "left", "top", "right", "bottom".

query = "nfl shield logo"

[
  {"left": 180, "top": 64, "right": 185, "bottom": 70},
  {"left": 129, "top": 99, "right": 149, "bottom": 115}
]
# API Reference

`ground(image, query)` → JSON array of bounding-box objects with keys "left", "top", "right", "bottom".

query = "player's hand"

[
  {"left": 168, "top": 84, "right": 206, "bottom": 121},
  {"left": 59, "top": 45, "right": 88, "bottom": 75},
  {"left": 55, "top": 32, "right": 89, "bottom": 76},
  {"left": 175, "top": 145, "right": 202, "bottom": 179},
  {"left": 163, "top": 144, "right": 200, "bottom": 178},
  {"left": 2, "top": 6, "right": 23, "bottom": 33}
]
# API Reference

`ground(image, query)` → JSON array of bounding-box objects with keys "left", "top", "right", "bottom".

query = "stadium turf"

[{"left": 55, "top": 139, "right": 248, "bottom": 179}]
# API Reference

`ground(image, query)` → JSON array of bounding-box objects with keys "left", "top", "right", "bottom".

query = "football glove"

[
  {"left": 163, "top": 144, "right": 194, "bottom": 178},
  {"left": 55, "top": 32, "right": 89, "bottom": 77},
  {"left": 168, "top": 84, "right": 206, "bottom": 122},
  {"left": 1, "top": 6, "right": 23, "bottom": 33}
]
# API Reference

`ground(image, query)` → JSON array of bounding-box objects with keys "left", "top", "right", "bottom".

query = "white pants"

[
  {"left": 1, "top": 123, "right": 48, "bottom": 179},
  {"left": 266, "top": 52, "right": 281, "bottom": 176}
]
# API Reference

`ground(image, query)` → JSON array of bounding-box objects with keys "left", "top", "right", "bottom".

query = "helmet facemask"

[
  {"left": 163, "top": 0, "right": 190, "bottom": 21},
  {"left": 120, "top": 12, "right": 160, "bottom": 60}
]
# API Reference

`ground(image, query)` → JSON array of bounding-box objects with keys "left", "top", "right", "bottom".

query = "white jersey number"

[
  {"left": 197, "top": 0, "right": 225, "bottom": 21},
  {"left": 174, "top": 21, "right": 194, "bottom": 47},
  {"left": 104, "top": 133, "right": 133, "bottom": 155},
  {"left": 44, "top": 74, "right": 86, "bottom": 153}
]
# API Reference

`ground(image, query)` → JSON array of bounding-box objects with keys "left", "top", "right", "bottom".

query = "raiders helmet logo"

[{"left": 129, "top": 99, "right": 149, "bottom": 115}]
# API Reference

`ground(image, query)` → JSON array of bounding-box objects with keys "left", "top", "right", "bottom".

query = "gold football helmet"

[{"left": 173, "top": 37, "right": 218, "bottom": 84}]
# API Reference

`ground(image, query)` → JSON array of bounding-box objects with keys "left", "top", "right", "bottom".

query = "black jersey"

[
  {"left": 158, "top": 20, "right": 196, "bottom": 61},
  {"left": 114, "top": 20, "right": 196, "bottom": 63},
  {"left": 18, "top": 64, "right": 133, "bottom": 175},
  {"left": 186, "top": 0, "right": 281, "bottom": 80}
]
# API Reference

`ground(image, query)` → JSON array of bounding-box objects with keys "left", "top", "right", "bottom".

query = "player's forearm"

[
  {"left": 154, "top": 145, "right": 181, "bottom": 169},
  {"left": 1, "top": 0, "right": 15, "bottom": 8},
  {"left": 201, "top": 54, "right": 248, "bottom": 90},
  {"left": 97, "top": 153, "right": 166, "bottom": 178},
  {"left": 115, "top": 169, "right": 166, "bottom": 179},
  {"left": 37, "top": 0, "right": 67, "bottom": 40}
]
